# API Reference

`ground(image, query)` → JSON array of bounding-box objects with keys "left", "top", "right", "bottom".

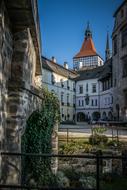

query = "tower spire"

[
  {"left": 105, "top": 31, "right": 111, "bottom": 61},
  {"left": 85, "top": 22, "right": 92, "bottom": 39}
]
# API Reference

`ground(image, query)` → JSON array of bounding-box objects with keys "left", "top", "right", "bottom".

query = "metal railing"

[
  {"left": 59, "top": 127, "right": 91, "bottom": 143},
  {"left": 0, "top": 152, "right": 127, "bottom": 190},
  {"left": 59, "top": 124, "right": 127, "bottom": 143}
]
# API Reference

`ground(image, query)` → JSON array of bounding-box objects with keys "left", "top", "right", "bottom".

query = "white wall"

[
  {"left": 75, "top": 78, "right": 113, "bottom": 121},
  {"left": 42, "top": 68, "right": 76, "bottom": 121}
]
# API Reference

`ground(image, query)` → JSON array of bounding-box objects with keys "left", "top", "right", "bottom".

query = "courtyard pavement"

[{"left": 58, "top": 122, "right": 127, "bottom": 139}]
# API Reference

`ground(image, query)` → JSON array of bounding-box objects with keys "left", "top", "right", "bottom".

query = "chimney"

[
  {"left": 64, "top": 62, "right": 68, "bottom": 69},
  {"left": 51, "top": 56, "right": 56, "bottom": 63}
]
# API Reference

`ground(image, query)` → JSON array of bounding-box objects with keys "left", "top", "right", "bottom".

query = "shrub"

[
  {"left": 56, "top": 171, "right": 70, "bottom": 187},
  {"left": 59, "top": 141, "right": 93, "bottom": 154},
  {"left": 107, "top": 140, "right": 123, "bottom": 148},
  {"left": 101, "top": 135, "right": 108, "bottom": 144},
  {"left": 89, "top": 134, "right": 102, "bottom": 145},
  {"left": 89, "top": 134, "right": 108, "bottom": 145}
]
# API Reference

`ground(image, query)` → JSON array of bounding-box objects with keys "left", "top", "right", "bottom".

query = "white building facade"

[
  {"left": 76, "top": 77, "right": 100, "bottom": 121},
  {"left": 75, "top": 63, "right": 113, "bottom": 122},
  {"left": 42, "top": 56, "right": 77, "bottom": 122},
  {"left": 74, "top": 24, "right": 113, "bottom": 122}
]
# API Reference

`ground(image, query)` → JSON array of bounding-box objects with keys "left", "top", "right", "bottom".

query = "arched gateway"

[{"left": 77, "top": 112, "right": 86, "bottom": 122}]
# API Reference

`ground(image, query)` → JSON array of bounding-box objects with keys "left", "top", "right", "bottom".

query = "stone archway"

[
  {"left": 92, "top": 112, "right": 100, "bottom": 121},
  {"left": 1, "top": 86, "right": 43, "bottom": 185},
  {"left": 77, "top": 112, "right": 86, "bottom": 122}
]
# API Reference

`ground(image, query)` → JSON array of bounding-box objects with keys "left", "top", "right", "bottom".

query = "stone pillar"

[
  {"left": 51, "top": 122, "right": 59, "bottom": 174},
  {"left": 1, "top": 85, "right": 27, "bottom": 184},
  {"left": 1, "top": 28, "right": 37, "bottom": 185}
]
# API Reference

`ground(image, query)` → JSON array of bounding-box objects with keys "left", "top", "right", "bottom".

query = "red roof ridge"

[{"left": 74, "top": 37, "right": 97, "bottom": 58}]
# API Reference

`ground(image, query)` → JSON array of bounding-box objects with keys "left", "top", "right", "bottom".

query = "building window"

[
  {"left": 85, "top": 94, "right": 89, "bottom": 105},
  {"left": 86, "top": 83, "right": 88, "bottom": 92},
  {"left": 122, "top": 56, "right": 127, "bottom": 77},
  {"left": 91, "top": 99, "right": 94, "bottom": 106},
  {"left": 67, "top": 80, "right": 70, "bottom": 90},
  {"left": 121, "top": 27, "right": 127, "bottom": 48},
  {"left": 61, "top": 92, "right": 64, "bottom": 105},
  {"left": 67, "top": 109, "right": 70, "bottom": 119},
  {"left": 82, "top": 100, "right": 84, "bottom": 106},
  {"left": 60, "top": 79, "right": 64, "bottom": 87},
  {"left": 79, "top": 100, "right": 80, "bottom": 106},
  {"left": 92, "top": 84, "right": 96, "bottom": 93},
  {"left": 95, "top": 99, "right": 98, "bottom": 106},
  {"left": 61, "top": 108, "right": 64, "bottom": 118},
  {"left": 79, "top": 85, "right": 83, "bottom": 94},
  {"left": 73, "top": 95, "right": 76, "bottom": 107},
  {"left": 67, "top": 94, "right": 70, "bottom": 106},
  {"left": 73, "top": 82, "right": 76, "bottom": 91},
  {"left": 113, "top": 35, "right": 117, "bottom": 55},
  {"left": 51, "top": 74, "right": 55, "bottom": 84}
]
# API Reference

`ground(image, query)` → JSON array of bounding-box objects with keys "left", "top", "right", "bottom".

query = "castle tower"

[
  {"left": 73, "top": 23, "right": 103, "bottom": 70},
  {"left": 105, "top": 32, "right": 111, "bottom": 61}
]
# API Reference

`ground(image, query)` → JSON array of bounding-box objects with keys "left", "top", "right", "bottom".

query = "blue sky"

[{"left": 38, "top": 0, "right": 122, "bottom": 68}]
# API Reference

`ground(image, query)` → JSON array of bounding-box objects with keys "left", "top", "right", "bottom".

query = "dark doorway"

[
  {"left": 92, "top": 112, "right": 100, "bottom": 121},
  {"left": 77, "top": 112, "right": 85, "bottom": 122}
]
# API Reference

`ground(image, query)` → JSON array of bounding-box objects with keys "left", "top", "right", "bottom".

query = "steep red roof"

[{"left": 74, "top": 37, "right": 97, "bottom": 58}]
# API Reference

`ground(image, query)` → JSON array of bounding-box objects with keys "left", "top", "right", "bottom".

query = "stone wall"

[
  {"left": 112, "top": 1, "right": 127, "bottom": 120},
  {"left": 0, "top": 0, "right": 13, "bottom": 153},
  {"left": 0, "top": 1, "right": 59, "bottom": 185},
  {"left": 0, "top": 1, "right": 43, "bottom": 185}
]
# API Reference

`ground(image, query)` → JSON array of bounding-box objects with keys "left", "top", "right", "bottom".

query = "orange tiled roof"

[{"left": 74, "top": 37, "right": 97, "bottom": 58}]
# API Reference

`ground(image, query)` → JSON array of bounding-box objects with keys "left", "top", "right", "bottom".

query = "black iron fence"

[
  {"left": 59, "top": 125, "right": 127, "bottom": 143},
  {"left": 0, "top": 152, "right": 127, "bottom": 190}
]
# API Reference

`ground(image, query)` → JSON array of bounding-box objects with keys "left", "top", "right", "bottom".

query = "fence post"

[
  {"left": 67, "top": 128, "right": 69, "bottom": 144},
  {"left": 96, "top": 151, "right": 100, "bottom": 190}
]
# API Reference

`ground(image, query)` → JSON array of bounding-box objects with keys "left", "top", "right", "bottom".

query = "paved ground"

[{"left": 58, "top": 122, "right": 127, "bottom": 139}]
